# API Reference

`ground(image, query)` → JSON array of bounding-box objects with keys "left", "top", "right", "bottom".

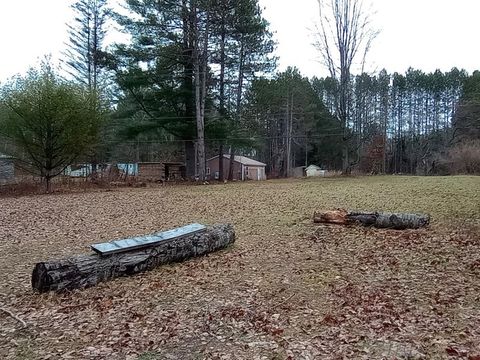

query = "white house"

[{"left": 305, "top": 165, "right": 326, "bottom": 177}]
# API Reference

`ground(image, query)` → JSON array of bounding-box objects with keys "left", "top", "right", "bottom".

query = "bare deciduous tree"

[{"left": 315, "top": 0, "right": 378, "bottom": 173}]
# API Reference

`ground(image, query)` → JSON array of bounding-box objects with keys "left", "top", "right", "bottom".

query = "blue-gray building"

[{"left": 0, "top": 154, "right": 14, "bottom": 184}]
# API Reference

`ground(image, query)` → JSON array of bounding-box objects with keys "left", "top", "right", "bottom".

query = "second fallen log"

[
  {"left": 313, "top": 209, "right": 430, "bottom": 229},
  {"left": 32, "top": 223, "right": 235, "bottom": 293}
]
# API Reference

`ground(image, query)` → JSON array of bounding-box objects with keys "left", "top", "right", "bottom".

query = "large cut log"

[
  {"left": 32, "top": 224, "right": 235, "bottom": 293},
  {"left": 313, "top": 209, "right": 430, "bottom": 230}
]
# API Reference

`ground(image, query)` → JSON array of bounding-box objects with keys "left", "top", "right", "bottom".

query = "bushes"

[
  {"left": 358, "top": 135, "right": 386, "bottom": 174},
  {"left": 437, "top": 140, "right": 480, "bottom": 175}
]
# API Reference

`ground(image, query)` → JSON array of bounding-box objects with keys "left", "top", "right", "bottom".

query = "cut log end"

[
  {"left": 314, "top": 209, "right": 350, "bottom": 225},
  {"left": 32, "top": 263, "right": 49, "bottom": 293}
]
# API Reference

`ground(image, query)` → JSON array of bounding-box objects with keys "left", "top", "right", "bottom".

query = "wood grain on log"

[
  {"left": 32, "top": 224, "right": 235, "bottom": 293},
  {"left": 313, "top": 210, "right": 430, "bottom": 230}
]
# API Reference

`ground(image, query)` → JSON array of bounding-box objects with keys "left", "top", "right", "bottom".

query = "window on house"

[
  {"left": 206, "top": 167, "right": 210, "bottom": 175},
  {"left": 245, "top": 166, "right": 249, "bottom": 176}
]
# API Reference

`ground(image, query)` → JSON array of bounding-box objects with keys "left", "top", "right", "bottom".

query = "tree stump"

[{"left": 32, "top": 224, "right": 235, "bottom": 293}]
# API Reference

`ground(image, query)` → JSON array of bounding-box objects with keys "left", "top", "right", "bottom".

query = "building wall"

[
  {"left": 207, "top": 158, "right": 242, "bottom": 180},
  {"left": 138, "top": 163, "right": 165, "bottom": 181},
  {"left": 306, "top": 168, "right": 326, "bottom": 177},
  {"left": 245, "top": 166, "right": 266, "bottom": 181},
  {"left": 164, "top": 164, "right": 185, "bottom": 180},
  {"left": 0, "top": 159, "right": 14, "bottom": 183},
  {"left": 246, "top": 167, "right": 258, "bottom": 181},
  {"left": 64, "top": 163, "right": 139, "bottom": 178},
  {"left": 207, "top": 157, "right": 266, "bottom": 181}
]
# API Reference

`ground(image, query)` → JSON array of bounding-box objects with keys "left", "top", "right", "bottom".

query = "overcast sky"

[{"left": 0, "top": 0, "right": 479, "bottom": 82}]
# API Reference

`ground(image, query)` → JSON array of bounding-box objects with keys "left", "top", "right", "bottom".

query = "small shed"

[
  {"left": 207, "top": 155, "right": 267, "bottom": 181},
  {"left": 164, "top": 162, "right": 186, "bottom": 180},
  {"left": 138, "top": 162, "right": 164, "bottom": 181},
  {"left": 137, "top": 162, "right": 186, "bottom": 182},
  {"left": 306, "top": 165, "right": 326, "bottom": 177},
  {"left": 0, "top": 154, "right": 15, "bottom": 184}
]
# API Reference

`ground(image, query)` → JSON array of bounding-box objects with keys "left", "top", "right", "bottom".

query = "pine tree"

[
  {"left": 64, "top": 0, "right": 110, "bottom": 92},
  {"left": 64, "top": 0, "right": 110, "bottom": 174},
  {"left": 245, "top": 68, "right": 342, "bottom": 176},
  {"left": 453, "top": 71, "right": 480, "bottom": 141},
  {"left": 111, "top": 0, "right": 274, "bottom": 179}
]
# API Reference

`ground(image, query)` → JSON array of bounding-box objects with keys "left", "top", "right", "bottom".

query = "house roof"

[
  {"left": 306, "top": 165, "right": 322, "bottom": 170},
  {"left": 208, "top": 154, "right": 266, "bottom": 167}
]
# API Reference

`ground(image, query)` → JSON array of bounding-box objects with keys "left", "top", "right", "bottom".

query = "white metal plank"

[{"left": 91, "top": 223, "right": 207, "bottom": 256}]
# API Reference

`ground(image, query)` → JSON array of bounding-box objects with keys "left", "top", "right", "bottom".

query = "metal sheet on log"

[
  {"left": 32, "top": 224, "right": 235, "bottom": 293},
  {"left": 91, "top": 223, "right": 207, "bottom": 256}
]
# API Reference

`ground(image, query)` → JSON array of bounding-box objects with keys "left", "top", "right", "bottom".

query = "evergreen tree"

[
  {"left": 64, "top": 0, "right": 111, "bottom": 174},
  {"left": 245, "top": 68, "right": 341, "bottom": 176},
  {"left": 111, "top": 0, "right": 274, "bottom": 179},
  {"left": 453, "top": 71, "right": 480, "bottom": 141},
  {"left": 64, "top": 0, "right": 110, "bottom": 92}
]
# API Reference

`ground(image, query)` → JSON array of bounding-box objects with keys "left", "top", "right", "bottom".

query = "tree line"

[
  {"left": 313, "top": 67, "right": 476, "bottom": 174},
  {"left": 0, "top": 0, "right": 479, "bottom": 191}
]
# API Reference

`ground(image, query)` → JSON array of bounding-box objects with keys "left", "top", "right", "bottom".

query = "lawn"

[{"left": 0, "top": 176, "right": 479, "bottom": 359}]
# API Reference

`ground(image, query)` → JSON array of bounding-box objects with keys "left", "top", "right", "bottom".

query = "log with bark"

[
  {"left": 313, "top": 209, "right": 430, "bottom": 230},
  {"left": 32, "top": 224, "right": 235, "bottom": 293}
]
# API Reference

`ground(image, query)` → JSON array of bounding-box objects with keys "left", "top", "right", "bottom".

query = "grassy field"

[{"left": 0, "top": 176, "right": 479, "bottom": 359}]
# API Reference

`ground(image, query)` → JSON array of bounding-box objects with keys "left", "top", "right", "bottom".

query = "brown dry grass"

[{"left": 0, "top": 176, "right": 479, "bottom": 359}]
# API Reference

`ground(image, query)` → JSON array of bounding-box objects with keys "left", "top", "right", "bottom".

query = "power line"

[{"left": 111, "top": 133, "right": 346, "bottom": 145}]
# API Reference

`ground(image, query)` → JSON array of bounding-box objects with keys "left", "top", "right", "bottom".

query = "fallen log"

[
  {"left": 313, "top": 209, "right": 430, "bottom": 230},
  {"left": 32, "top": 224, "right": 235, "bottom": 293}
]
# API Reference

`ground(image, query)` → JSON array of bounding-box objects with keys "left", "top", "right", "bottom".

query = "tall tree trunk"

[
  {"left": 305, "top": 136, "right": 308, "bottom": 167},
  {"left": 182, "top": 0, "right": 196, "bottom": 178},
  {"left": 218, "top": 143, "right": 224, "bottom": 181},
  {"left": 195, "top": 67, "right": 205, "bottom": 180},
  {"left": 218, "top": 19, "right": 226, "bottom": 182},
  {"left": 192, "top": 2, "right": 206, "bottom": 181},
  {"left": 201, "top": 11, "right": 209, "bottom": 174},
  {"left": 227, "top": 147, "right": 235, "bottom": 181},
  {"left": 90, "top": 6, "right": 100, "bottom": 179},
  {"left": 46, "top": 176, "right": 52, "bottom": 193},
  {"left": 342, "top": 143, "right": 350, "bottom": 174},
  {"left": 285, "top": 92, "right": 290, "bottom": 177},
  {"left": 228, "top": 40, "right": 245, "bottom": 182},
  {"left": 236, "top": 41, "right": 245, "bottom": 118},
  {"left": 195, "top": 9, "right": 209, "bottom": 181},
  {"left": 340, "top": 62, "right": 351, "bottom": 174},
  {"left": 288, "top": 93, "right": 294, "bottom": 176},
  {"left": 185, "top": 140, "right": 196, "bottom": 179}
]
